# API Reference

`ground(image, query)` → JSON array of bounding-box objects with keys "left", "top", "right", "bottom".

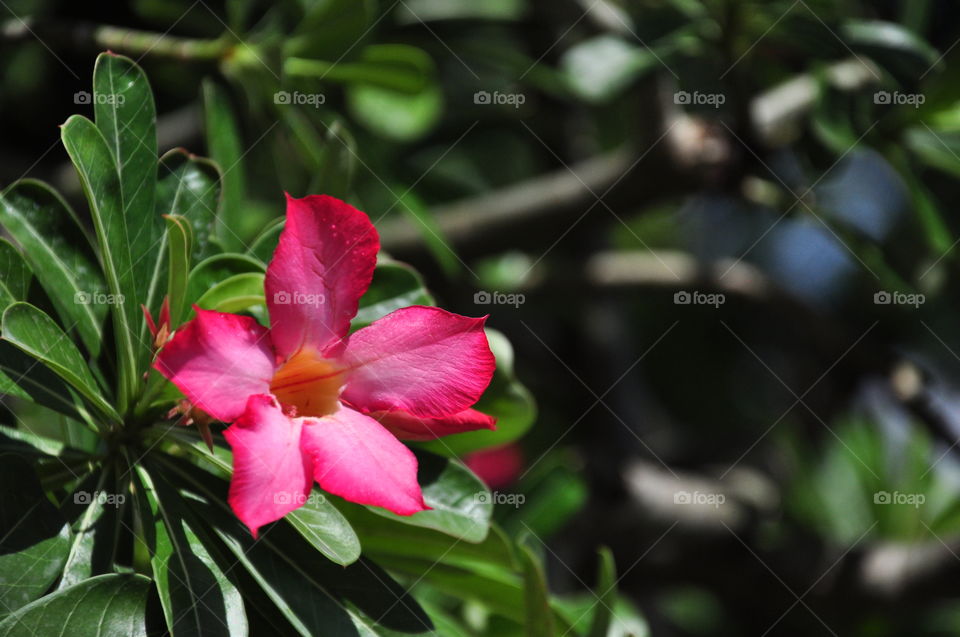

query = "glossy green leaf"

[
  {"left": 0, "top": 574, "right": 151, "bottom": 637},
  {"left": 61, "top": 114, "right": 143, "bottom": 412},
  {"left": 203, "top": 80, "right": 245, "bottom": 251},
  {"left": 186, "top": 254, "right": 265, "bottom": 308},
  {"left": 0, "top": 342, "right": 88, "bottom": 421},
  {"left": 58, "top": 471, "right": 121, "bottom": 590},
  {"left": 0, "top": 180, "right": 105, "bottom": 356},
  {"left": 93, "top": 52, "right": 161, "bottom": 314},
  {"left": 164, "top": 215, "right": 192, "bottom": 327},
  {"left": 353, "top": 261, "right": 434, "bottom": 328},
  {"left": 138, "top": 467, "right": 248, "bottom": 637},
  {"left": 369, "top": 452, "right": 492, "bottom": 542},
  {"left": 157, "top": 149, "right": 221, "bottom": 262},
  {"left": 285, "top": 492, "right": 362, "bottom": 567},
  {"left": 0, "top": 239, "right": 30, "bottom": 311},
  {"left": 0, "top": 454, "right": 71, "bottom": 615},
  {"left": 195, "top": 273, "right": 265, "bottom": 314},
  {"left": 2, "top": 303, "right": 119, "bottom": 424}
]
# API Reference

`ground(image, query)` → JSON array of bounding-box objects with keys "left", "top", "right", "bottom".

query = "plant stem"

[{"left": 0, "top": 17, "right": 232, "bottom": 61}]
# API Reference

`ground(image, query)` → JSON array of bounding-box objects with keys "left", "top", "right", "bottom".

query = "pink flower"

[{"left": 155, "top": 194, "right": 496, "bottom": 536}]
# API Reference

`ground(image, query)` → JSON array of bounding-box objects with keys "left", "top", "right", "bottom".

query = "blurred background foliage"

[{"left": 4, "top": 0, "right": 960, "bottom": 635}]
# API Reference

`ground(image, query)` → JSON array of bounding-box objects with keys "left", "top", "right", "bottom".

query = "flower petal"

[
  {"left": 371, "top": 408, "right": 496, "bottom": 441},
  {"left": 154, "top": 308, "right": 276, "bottom": 422},
  {"left": 300, "top": 406, "right": 427, "bottom": 515},
  {"left": 223, "top": 395, "right": 314, "bottom": 537},
  {"left": 266, "top": 194, "right": 379, "bottom": 359},
  {"left": 339, "top": 306, "right": 496, "bottom": 418}
]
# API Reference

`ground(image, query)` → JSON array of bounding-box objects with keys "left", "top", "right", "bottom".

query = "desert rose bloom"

[{"left": 155, "top": 194, "right": 496, "bottom": 536}]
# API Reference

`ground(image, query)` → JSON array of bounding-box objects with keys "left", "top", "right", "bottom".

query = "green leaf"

[
  {"left": 247, "top": 219, "right": 285, "bottom": 265},
  {"left": 561, "top": 35, "right": 658, "bottom": 103},
  {"left": 347, "top": 82, "right": 443, "bottom": 142},
  {"left": 93, "top": 52, "right": 161, "bottom": 312},
  {"left": 842, "top": 20, "right": 941, "bottom": 80},
  {"left": 203, "top": 81, "right": 245, "bottom": 251},
  {"left": 905, "top": 126, "right": 960, "bottom": 178},
  {"left": 2, "top": 303, "right": 120, "bottom": 424},
  {"left": 520, "top": 544, "right": 556, "bottom": 637},
  {"left": 0, "top": 342, "right": 89, "bottom": 421},
  {"left": 285, "top": 44, "right": 433, "bottom": 93},
  {"left": 0, "top": 239, "right": 30, "bottom": 310},
  {"left": 0, "top": 454, "right": 71, "bottom": 615},
  {"left": 587, "top": 548, "right": 617, "bottom": 637},
  {"left": 187, "top": 254, "right": 265, "bottom": 308},
  {"left": 157, "top": 149, "right": 222, "bottom": 263},
  {"left": 354, "top": 261, "right": 434, "bottom": 328},
  {"left": 159, "top": 456, "right": 431, "bottom": 635},
  {"left": 195, "top": 273, "right": 265, "bottom": 314},
  {"left": 61, "top": 114, "right": 143, "bottom": 413},
  {"left": 157, "top": 459, "right": 360, "bottom": 637},
  {"left": 164, "top": 215, "right": 192, "bottom": 328},
  {"left": 0, "top": 574, "right": 151, "bottom": 636},
  {"left": 0, "top": 180, "right": 105, "bottom": 356},
  {"left": 285, "top": 492, "right": 362, "bottom": 567},
  {"left": 138, "top": 466, "right": 248, "bottom": 637},
  {"left": 285, "top": 0, "right": 376, "bottom": 60},
  {"left": 58, "top": 470, "right": 122, "bottom": 589},
  {"left": 369, "top": 452, "right": 492, "bottom": 542}
]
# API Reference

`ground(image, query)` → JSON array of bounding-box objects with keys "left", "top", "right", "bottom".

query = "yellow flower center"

[{"left": 270, "top": 347, "right": 344, "bottom": 418}]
